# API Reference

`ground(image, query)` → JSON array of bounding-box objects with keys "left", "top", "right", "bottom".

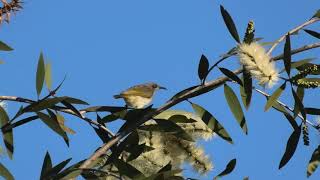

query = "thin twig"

[
  {"left": 267, "top": 17, "right": 319, "bottom": 55},
  {"left": 0, "top": 96, "right": 115, "bottom": 136}
]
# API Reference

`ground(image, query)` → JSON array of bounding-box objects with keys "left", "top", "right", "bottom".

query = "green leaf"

[
  {"left": 82, "top": 106, "right": 126, "bottom": 113},
  {"left": 46, "top": 158, "right": 72, "bottom": 177},
  {"left": 305, "top": 107, "right": 320, "bottom": 115},
  {"left": 219, "top": 67, "right": 243, "bottom": 86},
  {"left": 154, "top": 119, "right": 194, "bottom": 142},
  {"left": 40, "top": 151, "right": 52, "bottom": 180},
  {"left": 296, "top": 63, "right": 320, "bottom": 75},
  {"left": 292, "top": 88, "right": 306, "bottom": 120},
  {"left": 36, "top": 52, "right": 46, "bottom": 97},
  {"left": 265, "top": 83, "right": 286, "bottom": 111},
  {"left": 0, "top": 41, "right": 13, "bottom": 51},
  {"left": 63, "top": 97, "right": 89, "bottom": 105},
  {"left": 240, "top": 71, "right": 252, "bottom": 110},
  {"left": 25, "top": 97, "right": 67, "bottom": 112},
  {"left": 224, "top": 84, "right": 248, "bottom": 134},
  {"left": 279, "top": 124, "right": 302, "bottom": 169},
  {"left": 191, "top": 103, "right": 233, "bottom": 144},
  {"left": 220, "top": 5, "right": 240, "bottom": 43},
  {"left": 243, "top": 21, "right": 255, "bottom": 44},
  {"left": 214, "top": 159, "right": 237, "bottom": 180},
  {"left": 168, "top": 115, "right": 196, "bottom": 123},
  {"left": 37, "top": 112, "right": 69, "bottom": 146},
  {"left": 113, "top": 158, "right": 144, "bottom": 179},
  {"left": 0, "top": 163, "right": 14, "bottom": 180},
  {"left": 283, "top": 34, "right": 292, "bottom": 77},
  {"left": 126, "top": 143, "right": 154, "bottom": 161},
  {"left": 198, "top": 55, "right": 209, "bottom": 81},
  {"left": 0, "top": 106, "right": 13, "bottom": 159},
  {"left": 45, "top": 62, "right": 52, "bottom": 90},
  {"left": 304, "top": 29, "right": 320, "bottom": 39},
  {"left": 312, "top": 9, "right": 320, "bottom": 18},
  {"left": 307, "top": 145, "right": 320, "bottom": 177}
]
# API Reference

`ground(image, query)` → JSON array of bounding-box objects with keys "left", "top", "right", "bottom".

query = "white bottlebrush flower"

[{"left": 238, "top": 42, "right": 279, "bottom": 88}]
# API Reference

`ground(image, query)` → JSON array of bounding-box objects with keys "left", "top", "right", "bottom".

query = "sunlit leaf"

[
  {"left": 198, "top": 55, "right": 209, "bottom": 81},
  {"left": 220, "top": 5, "right": 240, "bottom": 43},
  {"left": 279, "top": 124, "right": 301, "bottom": 169},
  {"left": 283, "top": 34, "right": 291, "bottom": 77},
  {"left": 0, "top": 162, "right": 14, "bottom": 180},
  {"left": 36, "top": 52, "right": 46, "bottom": 97},
  {"left": 307, "top": 145, "right": 320, "bottom": 177},
  {"left": 304, "top": 29, "right": 320, "bottom": 39},
  {"left": 191, "top": 103, "right": 233, "bottom": 144},
  {"left": 0, "top": 41, "right": 13, "bottom": 51},
  {"left": 45, "top": 62, "right": 52, "bottom": 90},
  {"left": 56, "top": 113, "right": 75, "bottom": 135},
  {"left": 224, "top": 84, "right": 248, "bottom": 134},
  {"left": 214, "top": 159, "right": 237, "bottom": 180},
  {"left": 219, "top": 67, "right": 243, "bottom": 86},
  {"left": 265, "top": 83, "right": 286, "bottom": 111}
]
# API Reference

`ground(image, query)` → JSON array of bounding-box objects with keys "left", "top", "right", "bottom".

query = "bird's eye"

[{"left": 152, "top": 84, "right": 158, "bottom": 88}]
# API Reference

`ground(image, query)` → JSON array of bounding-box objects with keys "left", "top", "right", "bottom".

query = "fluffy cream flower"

[{"left": 238, "top": 42, "right": 279, "bottom": 88}]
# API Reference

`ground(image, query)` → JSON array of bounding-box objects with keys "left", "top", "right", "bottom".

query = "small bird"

[{"left": 114, "top": 82, "right": 166, "bottom": 109}]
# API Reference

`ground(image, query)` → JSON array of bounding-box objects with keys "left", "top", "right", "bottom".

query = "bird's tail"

[{"left": 113, "top": 94, "right": 122, "bottom": 99}]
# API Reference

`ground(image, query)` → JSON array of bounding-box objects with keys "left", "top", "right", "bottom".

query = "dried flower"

[{"left": 238, "top": 42, "right": 279, "bottom": 88}]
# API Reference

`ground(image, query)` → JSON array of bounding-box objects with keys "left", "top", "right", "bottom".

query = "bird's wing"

[{"left": 120, "top": 84, "right": 154, "bottom": 98}]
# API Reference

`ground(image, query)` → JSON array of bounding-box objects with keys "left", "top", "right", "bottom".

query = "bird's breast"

[{"left": 124, "top": 96, "right": 152, "bottom": 109}]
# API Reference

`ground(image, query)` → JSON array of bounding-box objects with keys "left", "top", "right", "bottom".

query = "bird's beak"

[{"left": 159, "top": 86, "right": 167, "bottom": 90}]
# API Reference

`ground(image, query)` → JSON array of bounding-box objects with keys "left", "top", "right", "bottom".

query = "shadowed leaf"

[
  {"left": 240, "top": 71, "right": 252, "bottom": 110},
  {"left": 0, "top": 106, "right": 13, "bottom": 159},
  {"left": 168, "top": 115, "right": 196, "bottom": 123},
  {"left": 36, "top": 52, "right": 46, "bottom": 96},
  {"left": 305, "top": 107, "right": 320, "bottom": 115},
  {"left": 46, "top": 158, "right": 72, "bottom": 178},
  {"left": 292, "top": 88, "right": 306, "bottom": 120},
  {"left": 40, "top": 151, "right": 52, "bottom": 180},
  {"left": 37, "top": 112, "right": 69, "bottom": 146},
  {"left": 25, "top": 97, "right": 67, "bottom": 112},
  {"left": 113, "top": 158, "right": 144, "bottom": 179},
  {"left": 220, "top": 5, "right": 240, "bottom": 43},
  {"left": 219, "top": 67, "right": 243, "bottom": 86},
  {"left": 126, "top": 143, "right": 154, "bottom": 161},
  {"left": 198, "top": 55, "right": 209, "bottom": 81},
  {"left": 154, "top": 119, "right": 194, "bottom": 142},
  {"left": 265, "top": 83, "right": 286, "bottom": 111},
  {"left": 82, "top": 106, "right": 126, "bottom": 113},
  {"left": 0, "top": 41, "right": 13, "bottom": 51},
  {"left": 280, "top": 58, "right": 315, "bottom": 73},
  {"left": 191, "top": 103, "right": 233, "bottom": 144},
  {"left": 279, "top": 124, "right": 301, "bottom": 169},
  {"left": 214, "top": 159, "right": 237, "bottom": 180},
  {"left": 64, "top": 97, "right": 89, "bottom": 105},
  {"left": 307, "top": 145, "right": 320, "bottom": 177},
  {"left": 284, "top": 34, "right": 292, "bottom": 76},
  {"left": 304, "top": 29, "right": 320, "bottom": 39},
  {"left": 224, "top": 84, "right": 248, "bottom": 134}
]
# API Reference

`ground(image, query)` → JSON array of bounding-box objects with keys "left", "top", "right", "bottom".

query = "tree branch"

[{"left": 267, "top": 17, "right": 319, "bottom": 55}]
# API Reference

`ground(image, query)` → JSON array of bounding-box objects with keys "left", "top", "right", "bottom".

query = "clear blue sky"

[{"left": 1, "top": 0, "right": 320, "bottom": 179}]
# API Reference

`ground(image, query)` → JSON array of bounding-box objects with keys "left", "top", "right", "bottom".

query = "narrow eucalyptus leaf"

[
  {"left": 279, "top": 124, "right": 302, "bottom": 169},
  {"left": 220, "top": 6, "right": 240, "bottom": 43},
  {"left": 0, "top": 41, "right": 13, "bottom": 51},
  {"left": 265, "top": 83, "right": 286, "bottom": 111},
  {"left": 304, "top": 29, "right": 320, "bottom": 39},
  {"left": 219, "top": 67, "right": 243, "bottom": 85},
  {"left": 191, "top": 103, "right": 233, "bottom": 144},
  {"left": 198, "top": 55, "right": 209, "bottom": 81},
  {"left": 283, "top": 34, "right": 292, "bottom": 77},
  {"left": 0, "top": 163, "right": 14, "bottom": 180},
  {"left": 214, "top": 159, "right": 237, "bottom": 180},
  {"left": 280, "top": 58, "right": 315, "bottom": 73},
  {"left": 241, "top": 71, "right": 252, "bottom": 110},
  {"left": 36, "top": 52, "right": 46, "bottom": 96},
  {"left": 305, "top": 107, "right": 320, "bottom": 115},
  {"left": 40, "top": 151, "right": 52, "bottom": 179},
  {"left": 292, "top": 88, "right": 306, "bottom": 120},
  {"left": 224, "top": 84, "right": 248, "bottom": 134},
  {"left": 45, "top": 63, "right": 52, "bottom": 90}
]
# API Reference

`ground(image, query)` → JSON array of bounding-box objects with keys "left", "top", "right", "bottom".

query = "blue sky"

[{"left": 1, "top": 0, "right": 320, "bottom": 179}]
